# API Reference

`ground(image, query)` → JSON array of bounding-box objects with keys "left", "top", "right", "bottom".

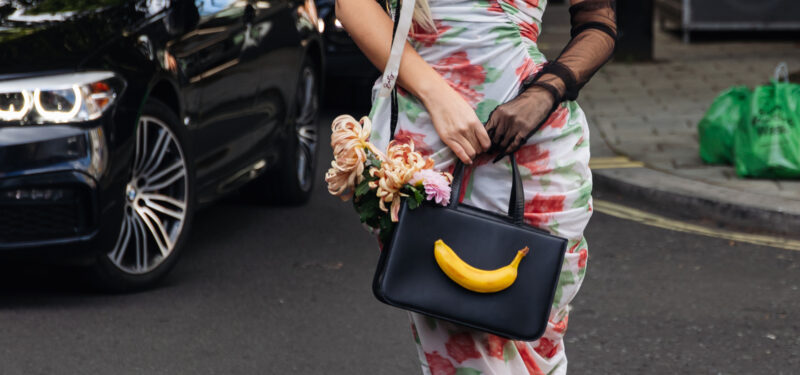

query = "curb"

[{"left": 592, "top": 167, "right": 800, "bottom": 238}]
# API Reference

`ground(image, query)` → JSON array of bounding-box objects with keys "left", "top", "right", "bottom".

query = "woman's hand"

[
  {"left": 485, "top": 86, "right": 556, "bottom": 160},
  {"left": 335, "top": 0, "right": 489, "bottom": 164},
  {"left": 420, "top": 83, "right": 491, "bottom": 165}
]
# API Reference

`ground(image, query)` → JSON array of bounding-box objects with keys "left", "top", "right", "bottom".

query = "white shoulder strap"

[{"left": 377, "top": 0, "right": 416, "bottom": 98}]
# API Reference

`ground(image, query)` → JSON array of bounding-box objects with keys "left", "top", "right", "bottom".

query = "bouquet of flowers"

[{"left": 325, "top": 115, "right": 453, "bottom": 244}]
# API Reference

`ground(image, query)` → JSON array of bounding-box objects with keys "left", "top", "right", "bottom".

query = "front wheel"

[{"left": 92, "top": 98, "right": 195, "bottom": 291}]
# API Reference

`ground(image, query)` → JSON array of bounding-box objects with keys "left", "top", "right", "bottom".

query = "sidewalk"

[{"left": 540, "top": 6, "right": 800, "bottom": 236}]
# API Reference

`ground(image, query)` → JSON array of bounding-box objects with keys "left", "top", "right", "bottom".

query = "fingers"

[
  {"left": 453, "top": 119, "right": 489, "bottom": 164},
  {"left": 459, "top": 139, "right": 478, "bottom": 163},
  {"left": 474, "top": 123, "right": 492, "bottom": 152},
  {"left": 445, "top": 139, "right": 473, "bottom": 165},
  {"left": 492, "top": 133, "right": 525, "bottom": 163},
  {"left": 496, "top": 123, "right": 517, "bottom": 151},
  {"left": 484, "top": 110, "right": 500, "bottom": 144},
  {"left": 461, "top": 122, "right": 482, "bottom": 156},
  {"left": 504, "top": 134, "right": 525, "bottom": 156},
  {"left": 490, "top": 121, "right": 510, "bottom": 155}
]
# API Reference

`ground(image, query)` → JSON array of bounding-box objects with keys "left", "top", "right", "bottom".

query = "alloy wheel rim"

[
  {"left": 108, "top": 115, "right": 188, "bottom": 274},
  {"left": 295, "top": 66, "right": 318, "bottom": 192}
]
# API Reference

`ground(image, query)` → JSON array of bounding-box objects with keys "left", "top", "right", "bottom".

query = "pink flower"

[{"left": 411, "top": 169, "right": 452, "bottom": 206}]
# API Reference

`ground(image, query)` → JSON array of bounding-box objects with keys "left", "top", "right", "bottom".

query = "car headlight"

[{"left": 0, "top": 71, "right": 123, "bottom": 124}]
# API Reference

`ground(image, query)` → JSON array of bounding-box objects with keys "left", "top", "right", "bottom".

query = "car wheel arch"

[
  {"left": 146, "top": 79, "right": 181, "bottom": 118},
  {"left": 305, "top": 39, "right": 324, "bottom": 89}
]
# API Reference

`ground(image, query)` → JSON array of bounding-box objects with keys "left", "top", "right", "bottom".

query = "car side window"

[{"left": 195, "top": 0, "right": 243, "bottom": 18}]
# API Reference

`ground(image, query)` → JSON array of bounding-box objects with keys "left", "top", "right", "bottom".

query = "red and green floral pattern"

[{"left": 368, "top": 0, "right": 593, "bottom": 374}]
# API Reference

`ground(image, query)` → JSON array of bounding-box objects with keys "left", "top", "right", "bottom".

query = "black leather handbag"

[
  {"left": 372, "top": 156, "right": 569, "bottom": 341},
  {"left": 370, "top": 0, "right": 568, "bottom": 341}
]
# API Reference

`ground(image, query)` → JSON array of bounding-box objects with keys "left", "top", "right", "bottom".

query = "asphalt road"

[{"left": 0, "top": 113, "right": 798, "bottom": 375}]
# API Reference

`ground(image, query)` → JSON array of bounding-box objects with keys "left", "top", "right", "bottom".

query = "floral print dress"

[{"left": 367, "top": 0, "right": 593, "bottom": 374}]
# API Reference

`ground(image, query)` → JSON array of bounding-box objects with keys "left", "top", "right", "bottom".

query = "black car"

[{"left": 0, "top": 0, "right": 324, "bottom": 290}]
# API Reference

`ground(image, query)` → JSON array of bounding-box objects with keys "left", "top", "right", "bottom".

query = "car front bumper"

[{"left": 0, "top": 123, "right": 111, "bottom": 255}]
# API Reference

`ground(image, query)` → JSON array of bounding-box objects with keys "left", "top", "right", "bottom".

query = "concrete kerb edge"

[{"left": 592, "top": 168, "right": 800, "bottom": 238}]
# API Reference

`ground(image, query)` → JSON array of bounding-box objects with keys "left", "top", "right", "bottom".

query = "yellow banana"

[{"left": 433, "top": 239, "right": 530, "bottom": 293}]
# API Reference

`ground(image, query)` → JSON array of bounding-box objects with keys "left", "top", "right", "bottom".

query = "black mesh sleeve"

[{"left": 522, "top": 0, "right": 617, "bottom": 102}]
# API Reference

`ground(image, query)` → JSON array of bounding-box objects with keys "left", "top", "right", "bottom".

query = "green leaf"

[
  {"left": 553, "top": 268, "right": 576, "bottom": 308},
  {"left": 540, "top": 175, "right": 552, "bottom": 191},
  {"left": 528, "top": 46, "right": 547, "bottom": 64},
  {"left": 438, "top": 26, "right": 467, "bottom": 43},
  {"left": 398, "top": 94, "right": 424, "bottom": 123},
  {"left": 503, "top": 340, "right": 516, "bottom": 362},
  {"left": 379, "top": 213, "right": 394, "bottom": 234},
  {"left": 551, "top": 164, "right": 582, "bottom": 182},
  {"left": 499, "top": 1, "right": 519, "bottom": 14},
  {"left": 354, "top": 193, "right": 381, "bottom": 226},
  {"left": 463, "top": 170, "right": 476, "bottom": 201},
  {"left": 378, "top": 213, "right": 395, "bottom": 244},
  {"left": 547, "top": 363, "right": 562, "bottom": 375},
  {"left": 413, "top": 188, "right": 425, "bottom": 205},
  {"left": 571, "top": 183, "right": 592, "bottom": 209},
  {"left": 425, "top": 316, "right": 438, "bottom": 330},
  {"left": 476, "top": 99, "right": 500, "bottom": 123},
  {"left": 485, "top": 67, "right": 502, "bottom": 83},
  {"left": 489, "top": 26, "right": 520, "bottom": 46},
  {"left": 367, "top": 156, "right": 382, "bottom": 169},
  {"left": 354, "top": 180, "right": 371, "bottom": 197},
  {"left": 408, "top": 196, "right": 420, "bottom": 210},
  {"left": 456, "top": 368, "right": 482, "bottom": 375}
]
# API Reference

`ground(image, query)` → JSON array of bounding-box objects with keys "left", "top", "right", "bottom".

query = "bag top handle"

[{"left": 448, "top": 156, "right": 526, "bottom": 225}]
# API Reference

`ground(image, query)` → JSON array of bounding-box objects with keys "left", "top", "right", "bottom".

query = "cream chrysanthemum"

[
  {"left": 369, "top": 140, "right": 434, "bottom": 221},
  {"left": 325, "top": 115, "right": 378, "bottom": 200}
]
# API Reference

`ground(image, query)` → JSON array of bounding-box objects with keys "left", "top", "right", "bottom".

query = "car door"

[
  {"left": 180, "top": 0, "right": 265, "bottom": 199},
  {"left": 248, "top": 0, "right": 308, "bottom": 155}
]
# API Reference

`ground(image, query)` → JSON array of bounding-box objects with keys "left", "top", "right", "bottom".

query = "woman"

[{"left": 336, "top": 0, "right": 615, "bottom": 373}]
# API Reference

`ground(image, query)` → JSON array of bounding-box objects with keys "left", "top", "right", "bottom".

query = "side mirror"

[{"left": 166, "top": 0, "right": 200, "bottom": 36}]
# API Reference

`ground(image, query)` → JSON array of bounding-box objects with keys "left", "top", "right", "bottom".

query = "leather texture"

[
  {"left": 374, "top": 0, "right": 567, "bottom": 340},
  {"left": 372, "top": 157, "right": 568, "bottom": 341}
]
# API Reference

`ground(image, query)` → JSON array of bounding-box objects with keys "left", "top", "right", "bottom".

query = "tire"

[
  {"left": 92, "top": 98, "right": 195, "bottom": 292},
  {"left": 247, "top": 57, "right": 320, "bottom": 205}
]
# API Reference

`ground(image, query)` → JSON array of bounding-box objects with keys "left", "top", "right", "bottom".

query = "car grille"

[{"left": 0, "top": 186, "right": 93, "bottom": 243}]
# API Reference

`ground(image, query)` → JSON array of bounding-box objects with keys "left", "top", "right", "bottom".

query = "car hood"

[{"left": 0, "top": 0, "right": 159, "bottom": 75}]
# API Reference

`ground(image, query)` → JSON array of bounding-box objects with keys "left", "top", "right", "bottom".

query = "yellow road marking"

[
  {"left": 593, "top": 199, "right": 800, "bottom": 251},
  {"left": 589, "top": 156, "right": 645, "bottom": 169}
]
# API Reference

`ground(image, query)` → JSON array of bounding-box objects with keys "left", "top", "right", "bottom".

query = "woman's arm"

[
  {"left": 335, "top": 0, "right": 490, "bottom": 164},
  {"left": 485, "top": 0, "right": 617, "bottom": 158}
]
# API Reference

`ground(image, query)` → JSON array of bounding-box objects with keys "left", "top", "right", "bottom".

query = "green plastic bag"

[
  {"left": 698, "top": 86, "right": 750, "bottom": 164},
  {"left": 734, "top": 74, "right": 800, "bottom": 178}
]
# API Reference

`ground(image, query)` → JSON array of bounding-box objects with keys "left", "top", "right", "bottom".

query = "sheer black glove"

[
  {"left": 486, "top": 0, "right": 616, "bottom": 162},
  {"left": 484, "top": 85, "right": 556, "bottom": 161}
]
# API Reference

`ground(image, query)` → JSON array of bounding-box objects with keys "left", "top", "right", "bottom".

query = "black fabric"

[
  {"left": 571, "top": 21, "right": 617, "bottom": 40},
  {"left": 373, "top": 156, "right": 568, "bottom": 340},
  {"left": 523, "top": 0, "right": 617, "bottom": 102}
]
